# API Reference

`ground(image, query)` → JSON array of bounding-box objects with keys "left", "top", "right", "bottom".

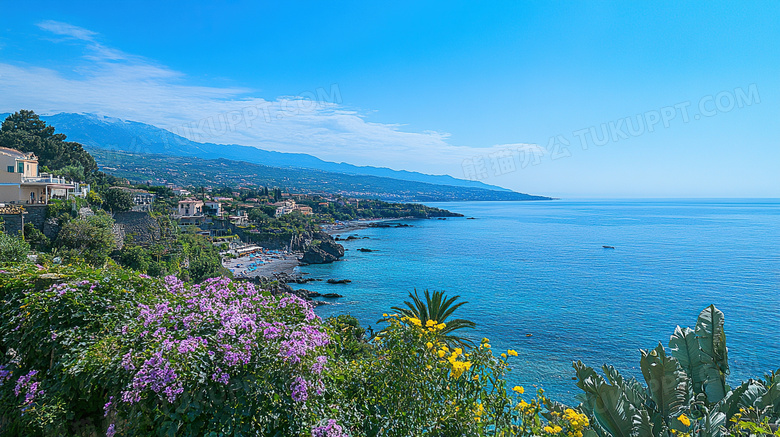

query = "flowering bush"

[
  {"left": 0, "top": 264, "right": 331, "bottom": 436},
  {"left": 321, "top": 314, "right": 591, "bottom": 436}
]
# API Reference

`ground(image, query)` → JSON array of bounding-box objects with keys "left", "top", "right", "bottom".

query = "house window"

[
  {"left": 17, "top": 163, "right": 24, "bottom": 173},
  {"left": 7, "top": 166, "right": 13, "bottom": 173}
]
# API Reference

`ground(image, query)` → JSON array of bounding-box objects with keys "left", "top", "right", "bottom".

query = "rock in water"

[{"left": 300, "top": 232, "right": 345, "bottom": 264}]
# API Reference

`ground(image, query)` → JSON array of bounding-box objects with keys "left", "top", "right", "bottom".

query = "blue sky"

[{"left": 1, "top": 1, "right": 778, "bottom": 197}]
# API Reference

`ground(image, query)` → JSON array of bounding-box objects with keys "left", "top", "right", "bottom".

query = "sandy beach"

[{"left": 224, "top": 252, "right": 302, "bottom": 278}]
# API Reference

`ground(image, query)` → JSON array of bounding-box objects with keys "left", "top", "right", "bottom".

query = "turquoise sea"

[{"left": 294, "top": 199, "right": 780, "bottom": 404}]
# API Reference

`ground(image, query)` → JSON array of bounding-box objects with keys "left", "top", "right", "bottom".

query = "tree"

[
  {"left": 0, "top": 110, "right": 98, "bottom": 174},
  {"left": 119, "top": 245, "right": 150, "bottom": 272},
  {"left": 0, "top": 232, "right": 30, "bottom": 263},
  {"left": 55, "top": 212, "right": 116, "bottom": 266},
  {"left": 389, "top": 289, "right": 477, "bottom": 347},
  {"left": 23, "top": 223, "right": 50, "bottom": 252},
  {"left": 102, "top": 188, "right": 135, "bottom": 212}
]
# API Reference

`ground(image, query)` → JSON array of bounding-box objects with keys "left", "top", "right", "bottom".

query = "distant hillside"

[
  {"left": 27, "top": 112, "right": 513, "bottom": 193},
  {"left": 89, "top": 148, "right": 551, "bottom": 202}
]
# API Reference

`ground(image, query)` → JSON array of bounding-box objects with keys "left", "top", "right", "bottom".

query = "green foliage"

[
  {"left": 573, "top": 305, "right": 780, "bottom": 437},
  {"left": 0, "top": 232, "right": 30, "bottom": 263},
  {"left": 113, "top": 220, "right": 230, "bottom": 282},
  {"left": 326, "top": 314, "right": 589, "bottom": 436},
  {"left": 102, "top": 188, "right": 135, "bottom": 212},
  {"left": 86, "top": 189, "right": 103, "bottom": 206},
  {"left": 325, "top": 314, "right": 371, "bottom": 359},
  {"left": 119, "top": 245, "right": 150, "bottom": 272},
  {"left": 53, "top": 164, "right": 85, "bottom": 182},
  {"left": 55, "top": 211, "right": 116, "bottom": 266},
  {"left": 388, "top": 289, "right": 476, "bottom": 347},
  {"left": 23, "top": 223, "right": 50, "bottom": 251}
]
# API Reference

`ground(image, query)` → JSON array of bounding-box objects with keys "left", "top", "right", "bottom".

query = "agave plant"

[
  {"left": 385, "top": 289, "right": 476, "bottom": 347},
  {"left": 573, "top": 305, "right": 780, "bottom": 437}
]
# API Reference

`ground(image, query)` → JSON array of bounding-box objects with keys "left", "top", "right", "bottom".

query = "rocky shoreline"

[{"left": 238, "top": 218, "right": 424, "bottom": 304}]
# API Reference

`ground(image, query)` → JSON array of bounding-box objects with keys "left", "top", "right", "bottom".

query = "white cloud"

[
  {"left": 37, "top": 20, "right": 97, "bottom": 41},
  {"left": 0, "top": 21, "right": 529, "bottom": 181}
]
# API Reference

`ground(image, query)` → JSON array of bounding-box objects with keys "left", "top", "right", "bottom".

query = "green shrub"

[
  {"left": 55, "top": 212, "right": 116, "bottom": 266},
  {"left": 0, "top": 232, "right": 30, "bottom": 263}
]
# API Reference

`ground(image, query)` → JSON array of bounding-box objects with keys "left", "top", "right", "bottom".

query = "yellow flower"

[
  {"left": 512, "top": 386, "right": 524, "bottom": 394},
  {"left": 677, "top": 414, "right": 691, "bottom": 427},
  {"left": 483, "top": 343, "right": 491, "bottom": 349},
  {"left": 543, "top": 426, "right": 554, "bottom": 433},
  {"left": 553, "top": 426, "right": 563, "bottom": 433},
  {"left": 517, "top": 399, "right": 530, "bottom": 412},
  {"left": 508, "top": 349, "right": 518, "bottom": 357},
  {"left": 501, "top": 353, "right": 507, "bottom": 358},
  {"left": 426, "top": 365, "right": 432, "bottom": 370},
  {"left": 426, "top": 342, "right": 433, "bottom": 349},
  {"left": 382, "top": 313, "right": 388, "bottom": 317},
  {"left": 438, "top": 350, "right": 446, "bottom": 358},
  {"left": 482, "top": 337, "right": 490, "bottom": 343}
]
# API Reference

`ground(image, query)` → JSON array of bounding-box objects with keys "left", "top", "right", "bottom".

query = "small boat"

[{"left": 602, "top": 245, "right": 616, "bottom": 249}]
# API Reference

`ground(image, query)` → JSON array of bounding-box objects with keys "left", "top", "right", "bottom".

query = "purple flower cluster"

[
  {"left": 121, "top": 352, "right": 183, "bottom": 404},
  {"left": 104, "top": 395, "right": 114, "bottom": 417},
  {"left": 290, "top": 376, "right": 308, "bottom": 402},
  {"left": 279, "top": 326, "right": 331, "bottom": 365},
  {"left": 0, "top": 364, "right": 11, "bottom": 385},
  {"left": 115, "top": 275, "right": 331, "bottom": 409},
  {"left": 312, "top": 419, "right": 349, "bottom": 437},
  {"left": 14, "top": 370, "right": 41, "bottom": 405}
]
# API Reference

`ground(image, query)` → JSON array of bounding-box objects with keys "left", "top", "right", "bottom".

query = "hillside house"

[
  {"left": 177, "top": 198, "right": 204, "bottom": 217},
  {"left": 110, "top": 187, "right": 156, "bottom": 212},
  {"left": 0, "top": 147, "right": 89, "bottom": 204},
  {"left": 273, "top": 200, "right": 313, "bottom": 217},
  {"left": 204, "top": 201, "right": 222, "bottom": 216}
]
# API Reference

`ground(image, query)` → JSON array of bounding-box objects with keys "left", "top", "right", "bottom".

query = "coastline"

[
  {"left": 228, "top": 218, "right": 417, "bottom": 280},
  {"left": 321, "top": 217, "right": 414, "bottom": 235},
  {"left": 224, "top": 252, "right": 302, "bottom": 279}
]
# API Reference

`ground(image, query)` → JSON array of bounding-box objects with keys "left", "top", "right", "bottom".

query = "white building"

[
  {"left": 0, "top": 147, "right": 89, "bottom": 204},
  {"left": 177, "top": 198, "right": 204, "bottom": 217},
  {"left": 204, "top": 201, "right": 223, "bottom": 216}
]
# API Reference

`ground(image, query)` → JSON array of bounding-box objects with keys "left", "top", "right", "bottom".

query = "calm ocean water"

[{"left": 295, "top": 199, "right": 780, "bottom": 404}]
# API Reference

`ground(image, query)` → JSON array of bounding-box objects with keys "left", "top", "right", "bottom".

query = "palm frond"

[{"left": 387, "top": 288, "right": 476, "bottom": 347}]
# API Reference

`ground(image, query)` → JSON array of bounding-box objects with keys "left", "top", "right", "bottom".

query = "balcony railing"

[{"left": 21, "top": 173, "right": 73, "bottom": 185}]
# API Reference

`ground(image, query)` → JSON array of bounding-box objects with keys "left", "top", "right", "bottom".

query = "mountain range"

[
  {"left": 1, "top": 112, "right": 550, "bottom": 201},
  {"left": 33, "top": 113, "right": 512, "bottom": 191}
]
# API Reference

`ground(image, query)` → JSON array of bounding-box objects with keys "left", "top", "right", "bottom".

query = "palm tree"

[{"left": 387, "top": 289, "right": 476, "bottom": 347}]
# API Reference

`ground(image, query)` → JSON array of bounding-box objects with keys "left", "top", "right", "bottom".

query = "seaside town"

[
  {"left": 0, "top": 113, "right": 461, "bottom": 291},
  {"left": 2, "top": 4, "right": 777, "bottom": 436}
]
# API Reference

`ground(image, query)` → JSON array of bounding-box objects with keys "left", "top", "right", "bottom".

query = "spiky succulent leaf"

[
  {"left": 575, "top": 361, "right": 638, "bottom": 437},
  {"left": 669, "top": 325, "right": 708, "bottom": 395},
  {"left": 695, "top": 305, "right": 729, "bottom": 403},
  {"left": 640, "top": 343, "right": 691, "bottom": 420},
  {"left": 603, "top": 364, "right": 648, "bottom": 411}
]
